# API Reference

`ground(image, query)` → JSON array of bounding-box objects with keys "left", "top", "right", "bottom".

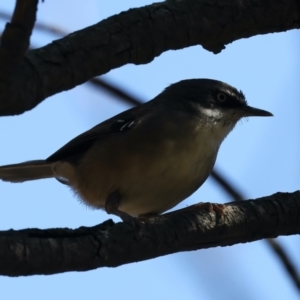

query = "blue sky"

[{"left": 0, "top": 1, "right": 299, "bottom": 300}]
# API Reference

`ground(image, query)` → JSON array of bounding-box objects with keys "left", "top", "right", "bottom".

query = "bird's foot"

[
  {"left": 118, "top": 211, "right": 141, "bottom": 227},
  {"left": 105, "top": 190, "right": 142, "bottom": 227}
]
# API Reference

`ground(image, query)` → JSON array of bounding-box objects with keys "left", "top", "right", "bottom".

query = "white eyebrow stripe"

[{"left": 222, "top": 89, "right": 246, "bottom": 104}]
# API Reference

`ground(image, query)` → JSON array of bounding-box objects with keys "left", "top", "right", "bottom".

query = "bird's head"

[{"left": 162, "top": 79, "right": 272, "bottom": 128}]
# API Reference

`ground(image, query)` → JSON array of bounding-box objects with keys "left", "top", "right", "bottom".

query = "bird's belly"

[
  {"left": 119, "top": 153, "right": 215, "bottom": 216},
  {"left": 72, "top": 136, "right": 217, "bottom": 216}
]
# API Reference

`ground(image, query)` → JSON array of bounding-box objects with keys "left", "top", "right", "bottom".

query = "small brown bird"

[{"left": 0, "top": 79, "right": 272, "bottom": 222}]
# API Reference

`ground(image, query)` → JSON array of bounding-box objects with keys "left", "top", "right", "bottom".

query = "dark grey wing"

[{"left": 46, "top": 106, "right": 147, "bottom": 162}]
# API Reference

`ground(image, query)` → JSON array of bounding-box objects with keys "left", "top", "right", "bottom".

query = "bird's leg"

[{"left": 105, "top": 190, "right": 138, "bottom": 224}]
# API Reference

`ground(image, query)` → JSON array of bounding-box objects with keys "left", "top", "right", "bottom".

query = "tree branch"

[
  {"left": 266, "top": 239, "right": 300, "bottom": 290},
  {"left": 0, "top": 0, "right": 38, "bottom": 81},
  {"left": 1, "top": 191, "right": 299, "bottom": 276},
  {"left": 0, "top": 0, "right": 299, "bottom": 115}
]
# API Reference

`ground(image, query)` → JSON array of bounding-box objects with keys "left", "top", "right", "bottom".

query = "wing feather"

[{"left": 46, "top": 104, "right": 151, "bottom": 162}]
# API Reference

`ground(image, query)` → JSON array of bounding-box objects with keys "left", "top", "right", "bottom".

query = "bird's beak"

[{"left": 240, "top": 105, "right": 273, "bottom": 117}]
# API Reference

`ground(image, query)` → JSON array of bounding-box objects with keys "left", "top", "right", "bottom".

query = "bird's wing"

[{"left": 46, "top": 105, "right": 153, "bottom": 162}]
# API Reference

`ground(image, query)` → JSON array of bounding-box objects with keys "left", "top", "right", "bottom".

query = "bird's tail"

[{"left": 0, "top": 160, "right": 54, "bottom": 183}]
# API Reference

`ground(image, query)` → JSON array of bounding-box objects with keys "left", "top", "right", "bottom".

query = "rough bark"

[
  {"left": 0, "top": 191, "right": 299, "bottom": 276},
  {"left": 0, "top": 0, "right": 299, "bottom": 115}
]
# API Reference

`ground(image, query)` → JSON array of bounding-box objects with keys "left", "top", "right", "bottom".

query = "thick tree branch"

[
  {"left": 0, "top": 191, "right": 299, "bottom": 277},
  {"left": 0, "top": 0, "right": 299, "bottom": 115}
]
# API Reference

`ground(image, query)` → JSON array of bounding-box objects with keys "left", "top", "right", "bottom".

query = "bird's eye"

[{"left": 217, "top": 93, "right": 227, "bottom": 102}]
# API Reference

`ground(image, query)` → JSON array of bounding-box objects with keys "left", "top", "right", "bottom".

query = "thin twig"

[{"left": 90, "top": 78, "right": 143, "bottom": 107}]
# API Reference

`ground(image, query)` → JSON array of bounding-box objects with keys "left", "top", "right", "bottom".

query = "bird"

[{"left": 0, "top": 79, "right": 272, "bottom": 222}]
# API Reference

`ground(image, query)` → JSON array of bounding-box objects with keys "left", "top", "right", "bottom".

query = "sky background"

[{"left": 0, "top": 1, "right": 299, "bottom": 300}]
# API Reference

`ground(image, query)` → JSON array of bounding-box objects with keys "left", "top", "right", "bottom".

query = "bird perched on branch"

[{"left": 0, "top": 79, "right": 272, "bottom": 223}]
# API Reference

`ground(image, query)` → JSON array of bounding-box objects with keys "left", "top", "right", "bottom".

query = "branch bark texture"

[
  {"left": 0, "top": 0, "right": 299, "bottom": 115},
  {"left": 0, "top": 191, "right": 299, "bottom": 276}
]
